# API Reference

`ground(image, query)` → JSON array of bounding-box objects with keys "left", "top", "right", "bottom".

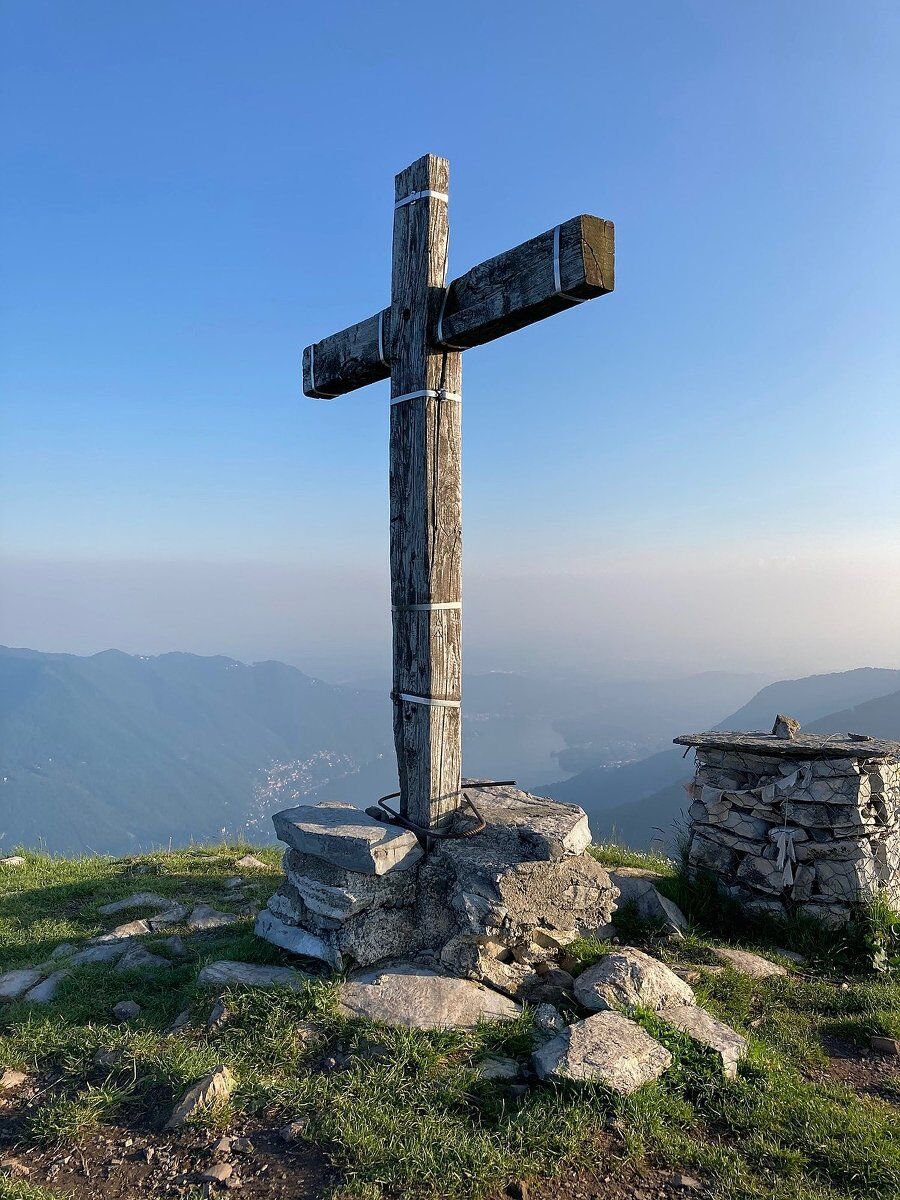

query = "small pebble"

[
  {"left": 211, "top": 1136, "right": 232, "bottom": 1156},
  {"left": 279, "top": 1119, "right": 308, "bottom": 1143}
]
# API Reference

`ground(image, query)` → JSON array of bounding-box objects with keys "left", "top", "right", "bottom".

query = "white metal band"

[
  {"left": 390, "top": 388, "right": 461, "bottom": 406},
  {"left": 377, "top": 310, "right": 387, "bottom": 367},
  {"left": 552, "top": 224, "right": 585, "bottom": 305},
  {"left": 395, "top": 189, "right": 449, "bottom": 209},
  {"left": 308, "top": 344, "right": 336, "bottom": 400},
  {"left": 396, "top": 692, "right": 461, "bottom": 709},
  {"left": 436, "top": 289, "right": 465, "bottom": 351},
  {"left": 392, "top": 602, "right": 461, "bottom": 611}
]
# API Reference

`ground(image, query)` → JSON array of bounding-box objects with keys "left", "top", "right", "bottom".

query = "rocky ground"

[{"left": 3, "top": 844, "right": 900, "bottom": 1199}]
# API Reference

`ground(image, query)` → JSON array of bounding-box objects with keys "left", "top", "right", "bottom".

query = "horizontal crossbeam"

[{"left": 302, "top": 214, "right": 614, "bottom": 399}]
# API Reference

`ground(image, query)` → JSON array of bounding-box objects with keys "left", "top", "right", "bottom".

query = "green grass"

[{"left": 3, "top": 848, "right": 900, "bottom": 1199}]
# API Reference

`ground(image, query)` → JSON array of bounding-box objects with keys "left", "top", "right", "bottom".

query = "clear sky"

[{"left": 2, "top": 1, "right": 898, "bottom": 681}]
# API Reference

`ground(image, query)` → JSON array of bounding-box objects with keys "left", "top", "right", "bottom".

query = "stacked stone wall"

[{"left": 686, "top": 749, "right": 900, "bottom": 925}]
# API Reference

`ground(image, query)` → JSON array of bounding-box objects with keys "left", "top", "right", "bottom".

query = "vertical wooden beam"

[{"left": 389, "top": 154, "right": 463, "bottom": 829}]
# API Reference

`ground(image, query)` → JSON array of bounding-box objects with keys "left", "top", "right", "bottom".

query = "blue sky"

[{"left": 2, "top": 1, "right": 898, "bottom": 679}]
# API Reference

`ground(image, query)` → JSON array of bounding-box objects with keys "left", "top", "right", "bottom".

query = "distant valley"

[{"left": 2, "top": 644, "right": 898, "bottom": 855}]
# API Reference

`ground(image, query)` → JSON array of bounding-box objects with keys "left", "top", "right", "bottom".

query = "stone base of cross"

[{"left": 304, "top": 155, "right": 614, "bottom": 830}]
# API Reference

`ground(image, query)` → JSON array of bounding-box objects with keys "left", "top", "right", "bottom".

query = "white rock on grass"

[
  {"left": 165, "top": 1065, "right": 235, "bottom": 1129},
  {"left": 24, "top": 971, "right": 69, "bottom": 1004},
  {"left": 90, "top": 919, "right": 152, "bottom": 944},
  {"left": 98, "top": 892, "right": 170, "bottom": 916},
  {"left": 711, "top": 948, "right": 787, "bottom": 979},
  {"left": 573, "top": 948, "right": 696, "bottom": 1013},
  {"left": 660, "top": 1003, "right": 747, "bottom": 1078},
  {"left": 197, "top": 960, "right": 308, "bottom": 990},
  {"left": 339, "top": 964, "right": 521, "bottom": 1030},
  {"left": 0, "top": 856, "right": 26, "bottom": 868},
  {"left": 532, "top": 1011, "right": 672, "bottom": 1092},
  {"left": 235, "top": 855, "right": 269, "bottom": 870},
  {"left": 186, "top": 905, "right": 238, "bottom": 931},
  {"left": 0, "top": 969, "right": 45, "bottom": 1001}
]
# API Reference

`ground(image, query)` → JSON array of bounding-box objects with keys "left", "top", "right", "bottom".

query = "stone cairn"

[
  {"left": 257, "top": 785, "right": 619, "bottom": 1000},
  {"left": 678, "top": 719, "right": 900, "bottom": 926}
]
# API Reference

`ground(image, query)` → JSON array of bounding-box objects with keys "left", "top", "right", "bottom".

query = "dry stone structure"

[
  {"left": 257, "top": 786, "right": 619, "bottom": 993},
  {"left": 678, "top": 726, "right": 900, "bottom": 926}
]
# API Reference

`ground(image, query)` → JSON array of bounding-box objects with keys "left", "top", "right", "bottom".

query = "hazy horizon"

[{"left": 2, "top": 3, "right": 898, "bottom": 683}]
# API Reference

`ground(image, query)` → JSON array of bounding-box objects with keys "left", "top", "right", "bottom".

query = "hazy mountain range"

[
  {"left": 544, "top": 667, "right": 900, "bottom": 851},
  {"left": 1, "top": 644, "right": 898, "bottom": 855}
]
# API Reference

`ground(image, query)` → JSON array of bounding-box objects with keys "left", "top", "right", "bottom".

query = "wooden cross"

[{"left": 303, "top": 154, "right": 614, "bottom": 831}]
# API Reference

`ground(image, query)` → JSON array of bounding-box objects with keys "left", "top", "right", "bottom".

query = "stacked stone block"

[
  {"left": 257, "top": 787, "right": 619, "bottom": 988},
  {"left": 684, "top": 742, "right": 900, "bottom": 926}
]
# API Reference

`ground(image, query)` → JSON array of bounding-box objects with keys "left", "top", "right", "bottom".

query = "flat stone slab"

[
  {"left": 0, "top": 968, "right": 45, "bottom": 1001},
  {"left": 186, "top": 905, "right": 238, "bottom": 931},
  {"left": 90, "top": 919, "right": 152, "bottom": 943},
  {"left": 24, "top": 970, "right": 69, "bottom": 1004},
  {"left": 197, "top": 960, "right": 309, "bottom": 989},
  {"left": 660, "top": 1003, "right": 747, "bottom": 1078},
  {"left": 115, "top": 944, "right": 172, "bottom": 973},
  {"left": 533, "top": 1011, "right": 672, "bottom": 1091},
  {"left": 273, "top": 803, "right": 423, "bottom": 875},
  {"left": 574, "top": 947, "right": 696, "bottom": 1013},
  {"left": 255, "top": 909, "right": 338, "bottom": 968},
  {"left": 339, "top": 964, "right": 521, "bottom": 1029},
  {"left": 98, "top": 892, "right": 170, "bottom": 916},
  {"left": 448, "top": 785, "right": 591, "bottom": 859},
  {"left": 711, "top": 948, "right": 787, "bottom": 979},
  {"left": 676, "top": 730, "right": 900, "bottom": 761}
]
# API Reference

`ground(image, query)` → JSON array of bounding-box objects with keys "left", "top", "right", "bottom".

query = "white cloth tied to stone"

[{"left": 771, "top": 828, "right": 798, "bottom": 886}]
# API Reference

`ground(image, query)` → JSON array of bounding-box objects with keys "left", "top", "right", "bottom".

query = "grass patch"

[{"left": 4, "top": 846, "right": 900, "bottom": 1198}]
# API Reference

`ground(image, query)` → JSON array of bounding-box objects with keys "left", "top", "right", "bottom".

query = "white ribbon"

[{"left": 772, "top": 828, "right": 798, "bottom": 887}]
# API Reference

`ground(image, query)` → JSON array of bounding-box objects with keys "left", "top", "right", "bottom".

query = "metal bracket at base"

[{"left": 367, "top": 778, "right": 516, "bottom": 850}]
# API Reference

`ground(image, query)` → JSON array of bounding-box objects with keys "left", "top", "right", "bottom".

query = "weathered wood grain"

[
  {"left": 389, "top": 155, "right": 463, "bottom": 829},
  {"left": 302, "top": 214, "right": 614, "bottom": 399}
]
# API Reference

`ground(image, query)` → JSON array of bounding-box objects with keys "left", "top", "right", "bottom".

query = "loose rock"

[
  {"left": 340, "top": 964, "right": 521, "bottom": 1029},
  {"left": 165, "top": 1065, "right": 236, "bottom": 1129},
  {"left": 90, "top": 918, "right": 152, "bottom": 943},
  {"left": 0, "top": 1068, "right": 28, "bottom": 1091},
  {"left": 473, "top": 1056, "right": 521, "bottom": 1082},
  {"left": 0, "top": 856, "right": 26, "bottom": 868},
  {"left": 201, "top": 1161, "right": 233, "bottom": 1183},
  {"left": 573, "top": 947, "right": 696, "bottom": 1013},
  {"left": 197, "top": 960, "right": 308, "bottom": 989},
  {"left": 98, "top": 892, "right": 170, "bottom": 916},
  {"left": 532, "top": 1010, "right": 672, "bottom": 1092},
  {"left": 235, "top": 854, "right": 269, "bottom": 870},
  {"left": 0, "top": 968, "right": 45, "bottom": 1001},
  {"left": 167, "top": 1008, "right": 192, "bottom": 1033},
  {"left": 609, "top": 869, "right": 689, "bottom": 935},
  {"left": 871, "top": 1035, "right": 900, "bottom": 1056},
  {"left": 711, "top": 948, "right": 787, "bottom": 979},
  {"left": 116, "top": 943, "right": 172, "bottom": 973},
  {"left": 533, "top": 1002, "right": 567, "bottom": 1039},
  {"left": 660, "top": 1003, "right": 747, "bottom": 1077},
  {"left": 208, "top": 997, "right": 231, "bottom": 1030},
  {"left": 187, "top": 905, "right": 239, "bottom": 931},
  {"left": 24, "top": 970, "right": 69, "bottom": 1004},
  {"left": 113, "top": 999, "right": 142, "bottom": 1021},
  {"left": 280, "top": 1119, "right": 308, "bottom": 1143}
]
